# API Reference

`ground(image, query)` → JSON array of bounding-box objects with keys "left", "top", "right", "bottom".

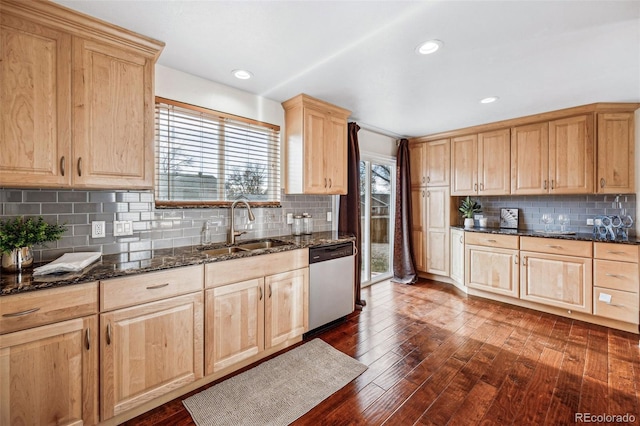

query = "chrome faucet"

[{"left": 229, "top": 199, "right": 255, "bottom": 244}]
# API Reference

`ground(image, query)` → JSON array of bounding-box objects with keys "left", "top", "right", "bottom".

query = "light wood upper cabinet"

[
  {"left": 283, "top": 94, "right": 351, "bottom": 195},
  {"left": 0, "top": 0, "right": 163, "bottom": 189},
  {"left": 451, "top": 130, "right": 509, "bottom": 195},
  {"left": 548, "top": 115, "right": 594, "bottom": 194},
  {"left": 511, "top": 122, "right": 549, "bottom": 194},
  {"left": 425, "top": 138, "right": 450, "bottom": 187},
  {"left": 597, "top": 112, "right": 635, "bottom": 193},
  {"left": 72, "top": 38, "right": 155, "bottom": 188},
  {"left": 0, "top": 13, "right": 72, "bottom": 187},
  {"left": 409, "top": 142, "right": 427, "bottom": 187},
  {"left": 100, "top": 292, "right": 204, "bottom": 420},
  {"left": 512, "top": 115, "right": 594, "bottom": 194}
]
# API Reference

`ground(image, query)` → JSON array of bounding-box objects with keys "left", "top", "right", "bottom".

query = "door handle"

[{"left": 106, "top": 322, "right": 112, "bottom": 345}]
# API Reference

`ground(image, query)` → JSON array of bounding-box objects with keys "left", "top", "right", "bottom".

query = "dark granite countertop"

[
  {"left": 452, "top": 226, "right": 640, "bottom": 245},
  {"left": 0, "top": 231, "right": 355, "bottom": 297}
]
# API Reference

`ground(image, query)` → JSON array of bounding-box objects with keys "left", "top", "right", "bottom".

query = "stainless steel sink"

[
  {"left": 237, "top": 239, "right": 290, "bottom": 250},
  {"left": 201, "top": 246, "right": 248, "bottom": 256}
]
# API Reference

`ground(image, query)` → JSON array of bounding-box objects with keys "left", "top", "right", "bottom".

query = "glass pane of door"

[{"left": 360, "top": 157, "right": 394, "bottom": 286}]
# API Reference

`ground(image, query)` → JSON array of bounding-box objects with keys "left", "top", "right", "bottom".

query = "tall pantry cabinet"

[{"left": 409, "top": 139, "right": 450, "bottom": 277}]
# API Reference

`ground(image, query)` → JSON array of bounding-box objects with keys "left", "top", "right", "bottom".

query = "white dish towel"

[{"left": 33, "top": 252, "right": 102, "bottom": 276}]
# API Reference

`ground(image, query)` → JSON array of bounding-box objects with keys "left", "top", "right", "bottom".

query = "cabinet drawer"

[
  {"left": 101, "top": 265, "right": 204, "bottom": 311},
  {"left": 464, "top": 232, "right": 519, "bottom": 249},
  {"left": 1, "top": 282, "right": 98, "bottom": 334},
  {"left": 594, "top": 260, "right": 639, "bottom": 293},
  {"left": 520, "top": 237, "right": 592, "bottom": 257},
  {"left": 593, "top": 287, "right": 639, "bottom": 324},
  {"left": 594, "top": 243, "right": 639, "bottom": 263}
]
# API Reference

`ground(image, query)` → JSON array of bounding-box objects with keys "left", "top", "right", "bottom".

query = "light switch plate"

[{"left": 114, "top": 220, "right": 133, "bottom": 236}]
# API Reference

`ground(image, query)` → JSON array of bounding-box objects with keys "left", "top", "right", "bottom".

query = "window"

[{"left": 155, "top": 97, "right": 280, "bottom": 207}]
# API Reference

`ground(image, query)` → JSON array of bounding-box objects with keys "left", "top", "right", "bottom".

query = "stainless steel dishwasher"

[{"left": 308, "top": 242, "right": 355, "bottom": 331}]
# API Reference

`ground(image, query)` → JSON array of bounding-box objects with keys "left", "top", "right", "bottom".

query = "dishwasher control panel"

[{"left": 309, "top": 242, "right": 353, "bottom": 264}]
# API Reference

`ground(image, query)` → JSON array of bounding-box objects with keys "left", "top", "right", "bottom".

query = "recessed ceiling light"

[
  {"left": 480, "top": 96, "right": 499, "bottom": 104},
  {"left": 232, "top": 69, "right": 253, "bottom": 80},
  {"left": 415, "top": 39, "right": 443, "bottom": 55}
]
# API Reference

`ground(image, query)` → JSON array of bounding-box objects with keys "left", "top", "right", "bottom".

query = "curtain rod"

[{"left": 349, "top": 119, "right": 407, "bottom": 140}]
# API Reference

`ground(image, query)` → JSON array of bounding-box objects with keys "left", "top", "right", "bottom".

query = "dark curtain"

[
  {"left": 392, "top": 138, "right": 417, "bottom": 284},
  {"left": 339, "top": 122, "right": 366, "bottom": 309}
]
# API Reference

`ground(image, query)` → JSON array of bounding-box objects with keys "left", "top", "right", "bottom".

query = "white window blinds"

[{"left": 155, "top": 98, "right": 280, "bottom": 206}]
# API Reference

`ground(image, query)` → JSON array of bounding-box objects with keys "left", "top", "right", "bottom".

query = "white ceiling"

[{"left": 55, "top": 0, "right": 640, "bottom": 138}]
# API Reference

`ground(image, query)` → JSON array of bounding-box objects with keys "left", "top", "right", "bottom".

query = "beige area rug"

[{"left": 183, "top": 339, "right": 367, "bottom": 426}]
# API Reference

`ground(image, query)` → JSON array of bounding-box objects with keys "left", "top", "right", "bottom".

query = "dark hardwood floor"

[{"left": 125, "top": 278, "right": 640, "bottom": 425}]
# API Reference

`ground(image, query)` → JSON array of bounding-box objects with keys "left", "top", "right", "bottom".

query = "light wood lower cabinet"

[
  {"left": 450, "top": 228, "right": 465, "bottom": 286},
  {"left": 0, "top": 315, "right": 98, "bottom": 426},
  {"left": 205, "top": 278, "right": 264, "bottom": 375},
  {"left": 466, "top": 244, "right": 519, "bottom": 298},
  {"left": 593, "top": 242, "right": 639, "bottom": 324},
  {"left": 265, "top": 268, "right": 309, "bottom": 348},
  {"left": 425, "top": 186, "right": 450, "bottom": 276},
  {"left": 100, "top": 292, "right": 203, "bottom": 420}
]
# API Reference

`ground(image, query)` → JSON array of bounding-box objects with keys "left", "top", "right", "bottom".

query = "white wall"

[
  {"left": 155, "top": 64, "right": 284, "bottom": 127},
  {"left": 358, "top": 128, "right": 397, "bottom": 158}
]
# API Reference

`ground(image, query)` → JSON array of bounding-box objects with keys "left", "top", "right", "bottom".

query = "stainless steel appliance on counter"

[{"left": 308, "top": 242, "right": 355, "bottom": 331}]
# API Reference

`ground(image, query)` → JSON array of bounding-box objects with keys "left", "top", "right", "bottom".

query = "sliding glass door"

[{"left": 360, "top": 154, "right": 395, "bottom": 287}]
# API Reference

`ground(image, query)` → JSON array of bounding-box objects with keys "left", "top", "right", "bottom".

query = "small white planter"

[{"left": 464, "top": 218, "right": 474, "bottom": 229}]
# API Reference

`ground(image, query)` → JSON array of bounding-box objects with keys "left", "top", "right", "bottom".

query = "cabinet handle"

[
  {"left": 474, "top": 183, "right": 478, "bottom": 192},
  {"left": 427, "top": 176, "right": 430, "bottom": 183},
  {"left": 259, "top": 286, "right": 263, "bottom": 301},
  {"left": 606, "top": 301, "right": 625, "bottom": 308},
  {"left": 268, "top": 284, "right": 272, "bottom": 298},
  {"left": 106, "top": 322, "right": 111, "bottom": 345},
  {"left": 328, "top": 178, "right": 332, "bottom": 188},
  {"left": 522, "top": 256, "right": 527, "bottom": 266},
  {"left": 2, "top": 307, "right": 40, "bottom": 317},
  {"left": 60, "top": 156, "right": 66, "bottom": 176},
  {"left": 547, "top": 245, "right": 562, "bottom": 249},
  {"left": 422, "top": 190, "right": 425, "bottom": 198},
  {"left": 324, "top": 178, "right": 327, "bottom": 188},
  {"left": 427, "top": 191, "right": 430, "bottom": 198},
  {"left": 600, "top": 178, "right": 606, "bottom": 188},
  {"left": 486, "top": 239, "right": 497, "bottom": 243},
  {"left": 544, "top": 180, "right": 548, "bottom": 190},
  {"left": 460, "top": 236, "right": 464, "bottom": 244},
  {"left": 77, "top": 157, "right": 82, "bottom": 177},
  {"left": 480, "top": 183, "right": 484, "bottom": 191},
  {"left": 551, "top": 180, "right": 555, "bottom": 190},
  {"left": 422, "top": 176, "right": 426, "bottom": 183},
  {"left": 85, "top": 328, "right": 91, "bottom": 351},
  {"left": 605, "top": 273, "right": 623, "bottom": 279},
  {"left": 607, "top": 251, "right": 626, "bottom": 255},
  {"left": 146, "top": 283, "right": 169, "bottom": 290},
  {"left": 514, "top": 254, "right": 519, "bottom": 265}
]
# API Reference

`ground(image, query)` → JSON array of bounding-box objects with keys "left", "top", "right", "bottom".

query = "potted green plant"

[
  {"left": 458, "top": 196, "right": 482, "bottom": 229},
  {"left": 0, "top": 216, "right": 66, "bottom": 272}
]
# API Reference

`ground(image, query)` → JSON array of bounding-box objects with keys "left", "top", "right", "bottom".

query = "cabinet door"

[
  {"left": 426, "top": 186, "right": 450, "bottom": 276},
  {"left": 450, "top": 229, "right": 465, "bottom": 285},
  {"left": 302, "top": 107, "right": 329, "bottom": 194},
  {"left": 511, "top": 122, "right": 549, "bottom": 194},
  {"left": 520, "top": 252, "right": 592, "bottom": 313},
  {"left": 478, "top": 129, "right": 510, "bottom": 195},
  {"left": 409, "top": 142, "right": 427, "bottom": 187},
  {"left": 265, "top": 268, "right": 308, "bottom": 348},
  {"left": 73, "top": 38, "right": 154, "bottom": 189},
  {"left": 205, "top": 278, "right": 264, "bottom": 375},
  {"left": 549, "top": 115, "right": 594, "bottom": 194},
  {"left": 597, "top": 112, "right": 635, "bottom": 193},
  {"left": 326, "top": 114, "right": 348, "bottom": 194},
  {"left": 451, "top": 134, "right": 478, "bottom": 195},
  {"left": 465, "top": 245, "right": 519, "bottom": 298},
  {"left": 0, "top": 14, "right": 71, "bottom": 187},
  {"left": 425, "top": 139, "right": 450, "bottom": 186},
  {"left": 0, "top": 316, "right": 98, "bottom": 426},
  {"left": 411, "top": 188, "right": 427, "bottom": 272},
  {"left": 100, "top": 292, "right": 203, "bottom": 420}
]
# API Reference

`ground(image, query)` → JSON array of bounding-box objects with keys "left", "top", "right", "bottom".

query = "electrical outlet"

[
  {"left": 286, "top": 213, "right": 293, "bottom": 224},
  {"left": 114, "top": 220, "right": 133, "bottom": 236},
  {"left": 91, "top": 221, "right": 106, "bottom": 238},
  {"left": 586, "top": 218, "right": 594, "bottom": 226},
  {"left": 326, "top": 211, "right": 332, "bottom": 222}
]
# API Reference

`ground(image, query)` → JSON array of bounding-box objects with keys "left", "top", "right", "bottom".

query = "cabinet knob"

[{"left": 600, "top": 178, "right": 606, "bottom": 188}]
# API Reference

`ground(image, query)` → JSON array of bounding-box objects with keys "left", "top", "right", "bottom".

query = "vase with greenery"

[
  {"left": 0, "top": 216, "right": 66, "bottom": 272},
  {"left": 458, "top": 196, "right": 482, "bottom": 228}
]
